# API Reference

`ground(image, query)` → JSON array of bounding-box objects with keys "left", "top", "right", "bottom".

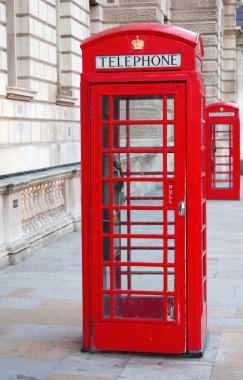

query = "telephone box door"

[{"left": 90, "top": 82, "right": 186, "bottom": 354}]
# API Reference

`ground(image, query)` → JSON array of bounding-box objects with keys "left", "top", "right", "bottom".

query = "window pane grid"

[
  {"left": 100, "top": 93, "right": 178, "bottom": 322},
  {"left": 210, "top": 123, "right": 234, "bottom": 189}
]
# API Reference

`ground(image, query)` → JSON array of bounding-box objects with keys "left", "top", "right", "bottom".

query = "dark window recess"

[{"left": 236, "top": 5, "right": 243, "bottom": 27}]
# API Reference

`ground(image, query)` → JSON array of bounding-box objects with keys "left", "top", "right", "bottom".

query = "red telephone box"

[
  {"left": 206, "top": 102, "right": 240, "bottom": 200},
  {"left": 81, "top": 24, "right": 207, "bottom": 356}
]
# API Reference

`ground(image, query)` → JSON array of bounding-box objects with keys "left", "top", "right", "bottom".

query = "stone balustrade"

[{"left": 0, "top": 165, "right": 81, "bottom": 268}]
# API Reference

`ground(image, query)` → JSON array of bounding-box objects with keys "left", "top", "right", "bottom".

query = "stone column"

[
  {"left": 222, "top": 0, "right": 242, "bottom": 103},
  {"left": 236, "top": 30, "right": 243, "bottom": 172},
  {"left": 57, "top": 0, "right": 89, "bottom": 105},
  {"left": 171, "top": 0, "right": 224, "bottom": 104}
]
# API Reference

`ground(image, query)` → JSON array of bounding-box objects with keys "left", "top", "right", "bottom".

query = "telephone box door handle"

[{"left": 178, "top": 201, "right": 186, "bottom": 216}]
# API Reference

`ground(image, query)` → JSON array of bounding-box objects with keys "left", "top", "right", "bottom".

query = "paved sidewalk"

[{"left": 1, "top": 180, "right": 243, "bottom": 379}]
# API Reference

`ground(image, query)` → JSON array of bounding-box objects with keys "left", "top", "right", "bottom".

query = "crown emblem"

[{"left": 131, "top": 35, "right": 144, "bottom": 50}]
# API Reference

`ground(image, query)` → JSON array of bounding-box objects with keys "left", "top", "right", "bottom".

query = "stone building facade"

[
  {"left": 0, "top": 0, "right": 89, "bottom": 267},
  {"left": 0, "top": 0, "right": 242, "bottom": 267}
]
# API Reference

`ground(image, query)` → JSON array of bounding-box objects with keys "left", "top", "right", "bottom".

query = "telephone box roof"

[
  {"left": 207, "top": 102, "right": 239, "bottom": 110},
  {"left": 81, "top": 23, "right": 204, "bottom": 56}
]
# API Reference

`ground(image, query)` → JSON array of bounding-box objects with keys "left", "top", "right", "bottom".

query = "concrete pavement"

[{"left": 1, "top": 179, "right": 243, "bottom": 379}]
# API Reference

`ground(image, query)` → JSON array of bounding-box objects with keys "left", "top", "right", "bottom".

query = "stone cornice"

[
  {"left": 224, "top": 26, "right": 242, "bottom": 36},
  {"left": 0, "top": 164, "right": 81, "bottom": 195},
  {"left": 223, "top": 0, "right": 243, "bottom": 6},
  {"left": 236, "top": 28, "right": 243, "bottom": 46},
  {"left": 56, "top": 94, "right": 77, "bottom": 107}
]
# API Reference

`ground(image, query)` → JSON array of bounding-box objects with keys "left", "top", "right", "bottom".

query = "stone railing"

[{"left": 0, "top": 164, "right": 81, "bottom": 268}]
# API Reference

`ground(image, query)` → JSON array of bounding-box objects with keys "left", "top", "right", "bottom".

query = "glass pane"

[
  {"left": 102, "top": 96, "right": 109, "bottom": 120},
  {"left": 214, "top": 164, "right": 230, "bottom": 173},
  {"left": 167, "top": 296, "right": 175, "bottom": 321},
  {"left": 114, "top": 266, "right": 164, "bottom": 291},
  {"left": 167, "top": 124, "right": 174, "bottom": 147},
  {"left": 120, "top": 237, "right": 163, "bottom": 248},
  {"left": 215, "top": 173, "right": 230, "bottom": 181},
  {"left": 102, "top": 154, "right": 109, "bottom": 177},
  {"left": 168, "top": 238, "right": 175, "bottom": 248},
  {"left": 114, "top": 209, "right": 164, "bottom": 235},
  {"left": 167, "top": 250, "right": 175, "bottom": 263},
  {"left": 167, "top": 153, "right": 174, "bottom": 178},
  {"left": 103, "top": 237, "right": 110, "bottom": 261},
  {"left": 114, "top": 294, "right": 164, "bottom": 319},
  {"left": 215, "top": 139, "right": 231, "bottom": 148},
  {"left": 103, "top": 294, "right": 110, "bottom": 318},
  {"left": 102, "top": 125, "right": 109, "bottom": 149},
  {"left": 113, "top": 96, "right": 163, "bottom": 120},
  {"left": 167, "top": 210, "right": 175, "bottom": 222},
  {"left": 215, "top": 124, "right": 230, "bottom": 132},
  {"left": 114, "top": 181, "right": 163, "bottom": 206},
  {"left": 103, "top": 210, "right": 110, "bottom": 233},
  {"left": 115, "top": 248, "right": 164, "bottom": 263},
  {"left": 167, "top": 267, "right": 175, "bottom": 291},
  {"left": 215, "top": 182, "right": 231, "bottom": 189},
  {"left": 215, "top": 148, "right": 230, "bottom": 156},
  {"left": 119, "top": 153, "right": 163, "bottom": 178},
  {"left": 214, "top": 156, "right": 231, "bottom": 164},
  {"left": 215, "top": 131, "right": 230, "bottom": 139},
  {"left": 117, "top": 209, "right": 164, "bottom": 225},
  {"left": 113, "top": 124, "right": 163, "bottom": 149},
  {"left": 167, "top": 224, "right": 175, "bottom": 235},
  {"left": 167, "top": 95, "right": 174, "bottom": 120},
  {"left": 102, "top": 181, "right": 109, "bottom": 205},
  {"left": 113, "top": 124, "right": 126, "bottom": 148},
  {"left": 103, "top": 266, "right": 110, "bottom": 290}
]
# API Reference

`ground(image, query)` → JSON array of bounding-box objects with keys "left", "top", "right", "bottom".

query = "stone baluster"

[
  {"left": 25, "top": 187, "right": 34, "bottom": 234},
  {"left": 39, "top": 183, "right": 50, "bottom": 225},
  {"left": 52, "top": 180, "right": 61, "bottom": 214},
  {"left": 46, "top": 181, "right": 56, "bottom": 218},
  {"left": 58, "top": 179, "right": 65, "bottom": 210},
  {"left": 21, "top": 188, "right": 29, "bottom": 234},
  {"left": 29, "top": 186, "right": 38, "bottom": 232}
]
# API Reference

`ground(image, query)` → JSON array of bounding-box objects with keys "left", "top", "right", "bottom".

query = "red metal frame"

[
  {"left": 206, "top": 103, "right": 240, "bottom": 200},
  {"left": 81, "top": 23, "right": 207, "bottom": 355}
]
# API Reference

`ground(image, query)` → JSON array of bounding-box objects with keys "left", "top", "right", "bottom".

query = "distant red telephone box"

[
  {"left": 81, "top": 24, "right": 207, "bottom": 356},
  {"left": 206, "top": 103, "right": 240, "bottom": 200}
]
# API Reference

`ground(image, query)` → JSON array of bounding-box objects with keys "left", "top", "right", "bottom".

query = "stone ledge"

[
  {"left": 6, "top": 86, "right": 37, "bottom": 101},
  {"left": 224, "top": 26, "right": 242, "bottom": 36},
  {"left": 0, "top": 164, "right": 81, "bottom": 194},
  {"left": 56, "top": 94, "right": 77, "bottom": 107}
]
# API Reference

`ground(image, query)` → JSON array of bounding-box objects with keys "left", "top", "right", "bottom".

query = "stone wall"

[
  {"left": 0, "top": 0, "right": 89, "bottom": 175},
  {"left": 222, "top": 1, "right": 242, "bottom": 103},
  {"left": 0, "top": 0, "right": 88, "bottom": 264}
]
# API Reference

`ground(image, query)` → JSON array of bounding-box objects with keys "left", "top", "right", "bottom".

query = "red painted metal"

[
  {"left": 206, "top": 103, "right": 240, "bottom": 200},
  {"left": 81, "top": 23, "right": 207, "bottom": 355}
]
